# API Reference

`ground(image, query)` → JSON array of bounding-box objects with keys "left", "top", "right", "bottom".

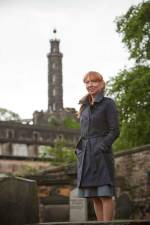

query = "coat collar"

[
  {"left": 79, "top": 91, "right": 104, "bottom": 105},
  {"left": 94, "top": 91, "right": 104, "bottom": 103}
]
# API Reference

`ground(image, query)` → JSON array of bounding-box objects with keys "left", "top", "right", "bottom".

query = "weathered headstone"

[
  {"left": 0, "top": 175, "right": 39, "bottom": 225},
  {"left": 116, "top": 192, "right": 134, "bottom": 219},
  {"left": 41, "top": 186, "right": 69, "bottom": 222},
  {"left": 69, "top": 188, "right": 87, "bottom": 222},
  {"left": 42, "top": 204, "right": 69, "bottom": 222}
]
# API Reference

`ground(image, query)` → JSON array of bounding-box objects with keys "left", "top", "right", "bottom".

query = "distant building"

[{"left": 33, "top": 30, "right": 77, "bottom": 126}]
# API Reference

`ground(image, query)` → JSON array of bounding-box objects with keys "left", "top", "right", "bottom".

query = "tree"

[
  {"left": 115, "top": 1, "right": 150, "bottom": 63},
  {"left": 107, "top": 65, "right": 150, "bottom": 150},
  {"left": 0, "top": 108, "right": 21, "bottom": 121},
  {"left": 107, "top": 1, "right": 150, "bottom": 151}
]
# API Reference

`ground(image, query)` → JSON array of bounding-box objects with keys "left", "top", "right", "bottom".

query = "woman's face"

[{"left": 85, "top": 78, "right": 103, "bottom": 96}]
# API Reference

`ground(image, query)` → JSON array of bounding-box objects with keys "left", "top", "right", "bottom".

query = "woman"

[{"left": 76, "top": 71, "right": 119, "bottom": 221}]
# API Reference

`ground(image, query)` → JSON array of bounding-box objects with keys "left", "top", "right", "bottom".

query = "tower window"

[
  {"left": 53, "top": 103, "right": 56, "bottom": 111},
  {"left": 53, "top": 47, "right": 57, "bottom": 53},
  {"left": 52, "top": 63, "right": 56, "bottom": 69},
  {"left": 53, "top": 75, "right": 56, "bottom": 82},
  {"left": 53, "top": 89, "right": 56, "bottom": 96}
]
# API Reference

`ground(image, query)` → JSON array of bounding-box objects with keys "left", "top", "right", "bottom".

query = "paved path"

[{"left": 28, "top": 220, "right": 150, "bottom": 225}]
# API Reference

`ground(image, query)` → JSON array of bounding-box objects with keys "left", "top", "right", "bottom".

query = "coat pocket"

[
  {"left": 99, "top": 143, "right": 110, "bottom": 152},
  {"left": 75, "top": 137, "right": 82, "bottom": 150},
  {"left": 75, "top": 137, "right": 82, "bottom": 155},
  {"left": 95, "top": 140, "right": 110, "bottom": 153}
]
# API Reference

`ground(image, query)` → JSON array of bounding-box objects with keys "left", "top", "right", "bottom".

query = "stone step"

[{"left": 28, "top": 220, "right": 150, "bottom": 225}]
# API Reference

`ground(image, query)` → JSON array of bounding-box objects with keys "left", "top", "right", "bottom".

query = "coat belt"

[{"left": 82, "top": 134, "right": 107, "bottom": 139}]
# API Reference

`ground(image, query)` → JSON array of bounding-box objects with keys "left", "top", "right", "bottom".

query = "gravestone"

[
  {"left": 40, "top": 186, "right": 69, "bottom": 222},
  {"left": 42, "top": 204, "right": 69, "bottom": 222},
  {"left": 116, "top": 192, "right": 134, "bottom": 219},
  {"left": 69, "top": 188, "right": 87, "bottom": 222},
  {"left": 0, "top": 175, "right": 39, "bottom": 225}
]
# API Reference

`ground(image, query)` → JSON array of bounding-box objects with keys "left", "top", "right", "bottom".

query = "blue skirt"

[{"left": 77, "top": 185, "right": 114, "bottom": 198}]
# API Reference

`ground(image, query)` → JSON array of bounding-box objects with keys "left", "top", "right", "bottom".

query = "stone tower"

[{"left": 47, "top": 30, "right": 63, "bottom": 112}]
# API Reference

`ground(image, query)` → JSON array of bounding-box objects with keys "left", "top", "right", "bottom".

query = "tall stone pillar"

[
  {"left": 1, "top": 143, "right": 13, "bottom": 155},
  {"left": 47, "top": 29, "right": 63, "bottom": 112}
]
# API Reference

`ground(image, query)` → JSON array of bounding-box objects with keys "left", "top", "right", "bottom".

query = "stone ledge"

[
  {"left": 0, "top": 120, "right": 79, "bottom": 133},
  {"left": 28, "top": 220, "right": 150, "bottom": 225},
  {"left": 0, "top": 155, "right": 53, "bottom": 161},
  {"left": 114, "top": 144, "right": 150, "bottom": 158}
]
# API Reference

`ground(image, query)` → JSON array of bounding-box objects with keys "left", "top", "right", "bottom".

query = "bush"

[{"left": 39, "top": 136, "right": 76, "bottom": 165}]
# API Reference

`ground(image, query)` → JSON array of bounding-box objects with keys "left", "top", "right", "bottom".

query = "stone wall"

[
  {"left": 114, "top": 145, "right": 150, "bottom": 219},
  {"left": 33, "top": 145, "right": 150, "bottom": 221},
  {"left": 115, "top": 145, "right": 150, "bottom": 200},
  {"left": 0, "top": 156, "right": 52, "bottom": 175},
  {"left": 0, "top": 144, "right": 149, "bottom": 221},
  {"left": 0, "top": 121, "right": 79, "bottom": 150}
]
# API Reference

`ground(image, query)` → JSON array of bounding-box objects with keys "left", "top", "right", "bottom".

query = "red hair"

[
  {"left": 83, "top": 71, "right": 105, "bottom": 90},
  {"left": 77, "top": 71, "right": 106, "bottom": 118}
]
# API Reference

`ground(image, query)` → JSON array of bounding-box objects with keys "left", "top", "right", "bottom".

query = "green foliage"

[
  {"left": 39, "top": 136, "right": 76, "bottom": 165},
  {"left": 107, "top": 1, "right": 150, "bottom": 151},
  {"left": 115, "top": 1, "right": 150, "bottom": 63},
  {"left": 63, "top": 117, "right": 80, "bottom": 129},
  {"left": 107, "top": 65, "right": 150, "bottom": 150},
  {"left": 13, "top": 165, "right": 41, "bottom": 177},
  {"left": 0, "top": 107, "right": 21, "bottom": 121},
  {"left": 48, "top": 115, "right": 62, "bottom": 127},
  {"left": 47, "top": 115, "right": 80, "bottom": 129}
]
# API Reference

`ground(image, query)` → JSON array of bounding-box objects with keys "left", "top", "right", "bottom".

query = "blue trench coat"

[{"left": 76, "top": 91, "right": 120, "bottom": 190}]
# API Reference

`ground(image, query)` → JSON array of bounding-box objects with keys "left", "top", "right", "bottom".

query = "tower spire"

[{"left": 53, "top": 28, "right": 57, "bottom": 39}]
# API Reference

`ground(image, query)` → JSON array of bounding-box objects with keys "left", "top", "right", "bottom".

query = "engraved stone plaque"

[{"left": 69, "top": 188, "right": 87, "bottom": 221}]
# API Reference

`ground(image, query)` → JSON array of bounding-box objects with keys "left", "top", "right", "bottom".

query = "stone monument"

[
  {"left": 0, "top": 175, "right": 39, "bottom": 225},
  {"left": 32, "top": 30, "right": 78, "bottom": 126},
  {"left": 69, "top": 188, "right": 87, "bottom": 222}
]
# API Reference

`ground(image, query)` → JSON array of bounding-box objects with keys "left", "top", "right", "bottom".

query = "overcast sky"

[{"left": 0, "top": 0, "right": 141, "bottom": 119}]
